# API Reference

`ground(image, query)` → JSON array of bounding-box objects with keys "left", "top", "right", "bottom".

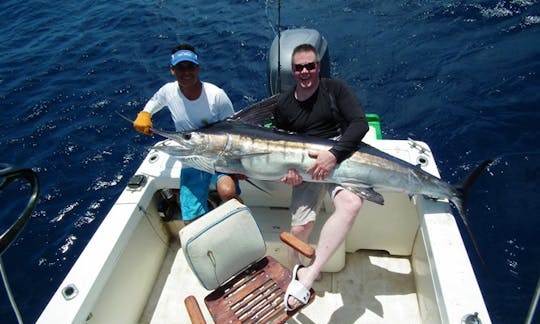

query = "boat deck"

[{"left": 144, "top": 241, "right": 421, "bottom": 324}]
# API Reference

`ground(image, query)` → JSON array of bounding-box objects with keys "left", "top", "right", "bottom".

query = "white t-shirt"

[{"left": 143, "top": 81, "right": 234, "bottom": 131}]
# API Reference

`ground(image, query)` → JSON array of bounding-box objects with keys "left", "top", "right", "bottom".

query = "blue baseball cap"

[{"left": 170, "top": 50, "right": 199, "bottom": 66}]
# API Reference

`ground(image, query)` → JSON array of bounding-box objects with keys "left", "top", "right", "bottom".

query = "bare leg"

[
  {"left": 287, "top": 189, "right": 363, "bottom": 308},
  {"left": 288, "top": 221, "right": 314, "bottom": 267},
  {"left": 216, "top": 175, "right": 242, "bottom": 203}
]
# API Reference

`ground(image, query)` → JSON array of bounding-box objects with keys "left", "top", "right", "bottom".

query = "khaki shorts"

[{"left": 290, "top": 182, "right": 344, "bottom": 226}]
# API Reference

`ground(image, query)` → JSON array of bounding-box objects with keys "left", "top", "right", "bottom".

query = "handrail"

[
  {"left": 0, "top": 163, "right": 40, "bottom": 255},
  {"left": 525, "top": 276, "right": 540, "bottom": 324},
  {"left": 0, "top": 163, "right": 39, "bottom": 324}
]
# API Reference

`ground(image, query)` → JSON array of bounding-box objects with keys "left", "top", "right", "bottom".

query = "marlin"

[{"left": 152, "top": 120, "right": 488, "bottom": 210}]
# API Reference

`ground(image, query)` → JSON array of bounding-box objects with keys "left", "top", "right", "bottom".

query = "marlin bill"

[{"left": 150, "top": 120, "right": 490, "bottom": 220}]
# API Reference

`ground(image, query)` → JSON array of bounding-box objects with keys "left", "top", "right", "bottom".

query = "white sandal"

[{"left": 284, "top": 264, "right": 311, "bottom": 311}]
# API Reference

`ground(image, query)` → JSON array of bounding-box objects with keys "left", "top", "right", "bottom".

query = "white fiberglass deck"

[{"left": 147, "top": 242, "right": 421, "bottom": 324}]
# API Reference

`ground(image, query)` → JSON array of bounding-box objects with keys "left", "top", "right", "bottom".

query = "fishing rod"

[
  {"left": 277, "top": 0, "right": 281, "bottom": 93},
  {"left": 264, "top": 0, "right": 282, "bottom": 94}
]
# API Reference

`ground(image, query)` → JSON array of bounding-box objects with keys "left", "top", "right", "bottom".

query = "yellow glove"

[{"left": 133, "top": 111, "right": 153, "bottom": 135}]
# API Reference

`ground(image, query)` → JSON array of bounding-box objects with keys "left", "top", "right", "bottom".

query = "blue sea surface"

[{"left": 1, "top": 0, "right": 539, "bottom": 323}]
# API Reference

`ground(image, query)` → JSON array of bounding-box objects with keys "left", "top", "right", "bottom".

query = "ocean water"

[{"left": 0, "top": 0, "right": 539, "bottom": 323}]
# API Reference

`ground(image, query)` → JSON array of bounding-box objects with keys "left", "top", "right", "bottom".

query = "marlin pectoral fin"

[{"left": 346, "top": 186, "right": 385, "bottom": 205}]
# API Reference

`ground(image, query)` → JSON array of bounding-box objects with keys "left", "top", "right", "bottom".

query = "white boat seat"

[
  {"left": 179, "top": 199, "right": 266, "bottom": 290},
  {"left": 179, "top": 199, "right": 315, "bottom": 323}
]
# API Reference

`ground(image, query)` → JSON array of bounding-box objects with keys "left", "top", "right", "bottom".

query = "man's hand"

[
  {"left": 281, "top": 168, "right": 303, "bottom": 186},
  {"left": 306, "top": 150, "right": 336, "bottom": 180},
  {"left": 133, "top": 111, "right": 153, "bottom": 135}
]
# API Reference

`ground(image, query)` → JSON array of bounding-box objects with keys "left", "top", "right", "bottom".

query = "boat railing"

[{"left": 0, "top": 163, "right": 40, "bottom": 324}]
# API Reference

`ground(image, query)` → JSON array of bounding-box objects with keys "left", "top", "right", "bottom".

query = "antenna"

[{"left": 277, "top": 0, "right": 281, "bottom": 93}]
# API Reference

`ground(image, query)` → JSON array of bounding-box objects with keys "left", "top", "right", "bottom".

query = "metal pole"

[
  {"left": 525, "top": 276, "right": 540, "bottom": 324},
  {"left": 277, "top": 0, "right": 281, "bottom": 93},
  {"left": 1, "top": 258, "right": 24, "bottom": 324}
]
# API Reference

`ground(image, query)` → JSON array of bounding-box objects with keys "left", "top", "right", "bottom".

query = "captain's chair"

[{"left": 180, "top": 199, "right": 315, "bottom": 323}]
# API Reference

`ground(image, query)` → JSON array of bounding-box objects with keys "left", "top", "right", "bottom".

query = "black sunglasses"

[
  {"left": 293, "top": 62, "right": 317, "bottom": 72},
  {"left": 173, "top": 62, "right": 198, "bottom": 70}
]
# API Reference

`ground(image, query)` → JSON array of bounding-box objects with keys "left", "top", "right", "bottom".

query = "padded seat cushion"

[{"left": 179, "top": 199, "right": 266, "bottom": 290}]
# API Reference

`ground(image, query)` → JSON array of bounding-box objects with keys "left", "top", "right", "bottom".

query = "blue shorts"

[{"left": 180, "top": 168, "right": 212, "bottom": 221}]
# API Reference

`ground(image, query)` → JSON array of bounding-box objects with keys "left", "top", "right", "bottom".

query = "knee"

[
  {"left": 218, "top": 185, "right": 236, "bottom": 201},
  {"left": 335, "top": 192, "right": 363, "bottom": 223},
  {"left": 290, "top": 221, "right": 314, "bottom": 240},
  {"left": 217, "top": 176, "right": 237, "bottom": 201},
  {"left": 348, "top": 196, "right": 363, "bottom": 214}
]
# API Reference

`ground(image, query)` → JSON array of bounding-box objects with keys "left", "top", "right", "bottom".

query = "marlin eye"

[{"left": 183, "top": 133, "right": 191, "bottom": 140}]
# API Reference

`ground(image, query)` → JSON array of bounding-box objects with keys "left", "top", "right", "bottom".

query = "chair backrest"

[{"left": 179, "top": 199, "right": 266, "bottom": 290}]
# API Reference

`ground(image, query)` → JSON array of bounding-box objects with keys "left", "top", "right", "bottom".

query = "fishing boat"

[{"left": 33, "top": 29, "right": 491, "bottom": 323}]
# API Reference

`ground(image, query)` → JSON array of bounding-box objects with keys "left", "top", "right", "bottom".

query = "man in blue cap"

[{"left": 133, "top": 44, "right": 241, "bottom": 224}]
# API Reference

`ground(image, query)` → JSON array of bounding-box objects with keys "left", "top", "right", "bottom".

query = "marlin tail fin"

[{"left": 454, "top": 159, "right": 493, "bottom": 265}]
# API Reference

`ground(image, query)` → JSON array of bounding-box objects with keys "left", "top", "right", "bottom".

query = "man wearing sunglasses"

[
  {"left": 133, "top": 44, "right": 241, "bottom": 224},
  {"left": 273, "top": 43, "right": 369, "bottom": 311}
]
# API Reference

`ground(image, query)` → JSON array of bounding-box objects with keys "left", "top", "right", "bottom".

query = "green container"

[{"left": 366, "top": 113, "right": 382, "bottom": 139}]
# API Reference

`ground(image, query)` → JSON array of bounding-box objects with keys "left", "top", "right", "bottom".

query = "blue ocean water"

[{"left": 0, "top": 0, "right": 539, "bottom": 323}]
